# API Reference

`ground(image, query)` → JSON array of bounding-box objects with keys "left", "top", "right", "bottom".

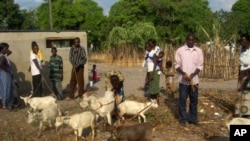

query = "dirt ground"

[{"left": 0, "top": 62, "right": 238, "bottom": 141}]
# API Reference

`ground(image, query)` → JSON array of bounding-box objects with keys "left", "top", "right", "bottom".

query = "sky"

[{"left": 15, "top": 0, "right": 238, "bottom": 15}]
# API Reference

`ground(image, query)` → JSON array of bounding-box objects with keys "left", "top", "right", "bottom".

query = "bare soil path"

[{"left": 0, "top": 62, "right": 237, "bottom": 141}]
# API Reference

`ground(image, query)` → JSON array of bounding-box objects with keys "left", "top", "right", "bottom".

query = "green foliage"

[
  {"left": 0, "top": 0, "right": 24, "bottom": 29},
  {"left": 108, "top": 0, "right": 213, "bottom": 45},
  {"left": 4, "top": 0, "right": 249, "bottom": 51},
  {"left": 20, "top": 9, "right": 39, "bottom": 30},
  {"left": 214, "top": 10, "right": 238, "bottom": 41},
  {"left": 231, "top": 0, "right": 250, "bottom": 34},
  {"left": 108, "top": 22, "right": 158, "bottom": 49},
  {"left": 108, "top": 26, "right": 129, "bottom": 47},
  {"left": 36, "top": 0, "right": 105, "bottom": 48},
  {"left": 36, "top": 3, "right": 50, "bottom": 30}
]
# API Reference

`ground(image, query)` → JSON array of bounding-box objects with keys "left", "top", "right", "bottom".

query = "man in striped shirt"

[
  {"left": 66, "top": 37, "right": 87, "bottom": 100},
  {"left": 49, "top": 47, "right": 63, "bottom": 100}
]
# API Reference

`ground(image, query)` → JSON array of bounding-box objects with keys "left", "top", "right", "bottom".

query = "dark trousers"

[
  {"left": 178, "top": 83, "right": 198, "bottom": 123},
  {"left": 32, "top": 74, "right": 42, "bottom": 97},
  {"left": 51, "top": 81, "right": 63, "bottom": 100},
  {"left": 69, "top": 66, "right": 84, "bottom": 98}
]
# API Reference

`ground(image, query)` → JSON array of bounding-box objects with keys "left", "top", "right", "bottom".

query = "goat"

[
  {"left": 27, "top": 103, "right": 62, "bottom": 135},
  {"left": 20, "top": 95, "right": 57, "bottom": 112},
  {"left": 80, "top": 90, "right": 115, "bottom": 125},
  {"left": 117, "top": 99, "right": 158, "bottom": 123},
  {"left": 226, "top": 117, "right": 250, "bottom": 131},
  {"left": 55, "top": 111, "right": 96, "bottom": 141},
  {"left": 102, "top": 121, "right": 159, "bottom": 141}
]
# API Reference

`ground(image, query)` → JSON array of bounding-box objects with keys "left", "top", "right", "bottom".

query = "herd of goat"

[
  {"left": 20, "top": 90, "right": 159, "bottom": 141},
  {"left": 19, "top": 89, "right": 250, "bottom": 141}
]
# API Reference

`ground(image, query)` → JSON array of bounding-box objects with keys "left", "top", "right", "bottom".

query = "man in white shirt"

[{"left": 29, "top": 43, "right": 43, "bottom": 97}]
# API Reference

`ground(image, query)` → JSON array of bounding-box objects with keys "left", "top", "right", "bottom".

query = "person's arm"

[
  {"left": 69, "top": 47, "right": 74, "bottom": 65},
  {"left": 59, "top": 56, "right": 63, "bottom": 81},
  {"left": 0, "top": 56, "right": 10, "bottom": 73},
  {"left": 78, "top": 47, "right": 87, "bottom": 66},
  {"left": 190, "top": 49, "right": 204, "bottom": 79},
  {"left": 32, "top": 58, "right": 42, "bottom": 73},
  {"left": 176, "top": 67, "right": 190, "bottom": 82},
  {"left": 190, "top": 68, "right": 200, "bottom": 79}
]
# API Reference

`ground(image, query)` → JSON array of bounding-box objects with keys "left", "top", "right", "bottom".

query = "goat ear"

[
  {"left": 28, "top": 94, "right": 32, "bottom": 98},
  {"left": 20, "top": 96, "right": 24, "bottom": 100}
]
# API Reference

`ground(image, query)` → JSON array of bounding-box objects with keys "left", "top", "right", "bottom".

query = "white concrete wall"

[{"left": 0, "top": 31, "right": 89, "bottom": 96}]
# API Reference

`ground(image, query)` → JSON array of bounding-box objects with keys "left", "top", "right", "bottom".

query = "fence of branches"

[{"left": 90, "top": 44, "right": 239, "bottom": 80}]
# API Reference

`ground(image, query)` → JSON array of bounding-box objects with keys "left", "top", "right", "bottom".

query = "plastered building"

[{"left": 0, "top": 31, "right": 89, "bottom": 96}]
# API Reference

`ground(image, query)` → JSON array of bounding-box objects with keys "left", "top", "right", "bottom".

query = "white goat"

[
  {"left": 27, "top": 103, "right": 62, "bottom": 134},
  {"left": 80, "top": 90, "right": 115, "bottom": 125},
  {"left": 118, "top": 99, "right": 158, "bottom": 123},
  {"left": 55, "top": 111, "right": 96, "bottom": 141},
  {"left": 226, "top": 117, "right": 250, "bottom": 131},
  {"left": 20, "top": 95, "right": 57, "bottom": 111}
]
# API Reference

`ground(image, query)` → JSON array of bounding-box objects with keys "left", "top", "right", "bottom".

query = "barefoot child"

[
  {"left": 163, "top": 61, "right": 175, "bottom": 97},
  {"left": 91, "top": 64, "right": 98, "bottom": 83}
]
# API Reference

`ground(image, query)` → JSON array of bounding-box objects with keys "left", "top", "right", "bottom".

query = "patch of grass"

[{"left": 146, "top": 108, "right": 173, "bottom": 124}]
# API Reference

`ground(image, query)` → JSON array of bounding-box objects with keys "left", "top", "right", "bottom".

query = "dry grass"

[{"left": 91, "top": 43, "right": 239, "bottom": 79}]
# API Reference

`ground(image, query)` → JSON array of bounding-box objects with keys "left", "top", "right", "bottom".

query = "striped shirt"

[
  {"left": 49, "top": 55, "right": 63, "bottom": 82},
  {"left": 69, "top": 46, "right": 87, "bottom": 66}
]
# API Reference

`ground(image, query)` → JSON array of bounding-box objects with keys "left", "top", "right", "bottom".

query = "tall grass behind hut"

[
  {"left": 200, "top": 43, "right": 239, "bottom": 79},
  {"left": 90, "top": 43, "right": 239, "bottom": 79}
]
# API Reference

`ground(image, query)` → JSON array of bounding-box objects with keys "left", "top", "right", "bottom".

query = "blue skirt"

[{"left": 0, "top": 70, "right": 13, "bottom": 109}]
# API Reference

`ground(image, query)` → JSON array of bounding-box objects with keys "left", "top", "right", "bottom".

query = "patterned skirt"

[
  {"left": 235, "top": 90, "right": 250, "bottom": 115},
  {"left": 148, "top": 71, "right": 160, "bottom": 95}
]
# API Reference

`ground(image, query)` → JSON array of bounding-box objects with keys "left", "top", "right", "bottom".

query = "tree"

[
  {"left": 231, "top": 0, "right": 250, "bottom": 34},
  {"left": 108, "top": 0, "right": 214, "bottom": 45},
  {"left": 0, "top": 0, "right": 24, "bottom": 30},
  {"left": 214, "top": 10, "right": 238, "bottom": 42},
  {"left": 36, "top": 0, "right": 105, "bottom": 48},
  {"left": 20, "top": 9, "right": 39, "bottom": 30}
]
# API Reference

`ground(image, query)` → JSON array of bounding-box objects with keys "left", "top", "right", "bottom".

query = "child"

[
  {"left": 163, "top": 61, "right": 175, "bottom": 97},
  {"left": 156, "top": 51, "right": 164, "bottom": 75},
  {"left": 110, "top": 74, "right": 125, "bottom": 105},
  {"left": 91, "top": 64, "right": 98, "bottom": 83}
]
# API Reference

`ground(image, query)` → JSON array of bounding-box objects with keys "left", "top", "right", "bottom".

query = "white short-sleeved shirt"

[
  {"left": 30, "top": 53, "right": 42, "bottom": 76},
  {"left": 147, "top": 49, "right": 156, "bottom": 72},
  {"left": 240, "top": 48, "right": 250, "bottom": 70}
]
